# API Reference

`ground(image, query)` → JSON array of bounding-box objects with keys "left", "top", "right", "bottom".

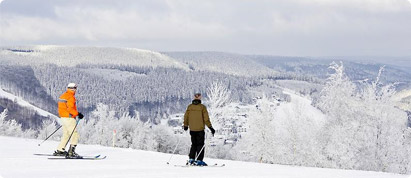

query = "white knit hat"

[{"left": 67, "top": 83, "right": 77, "bottom": 88}]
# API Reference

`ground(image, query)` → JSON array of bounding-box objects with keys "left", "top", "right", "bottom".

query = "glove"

[
  {"left": 183, "top": 126, "right": 188, "bottom": 131},
  {"left": 209, "top": 127, "right": 215, "bottom": 136},
  {"left": 77, "top": 113, "right": 84, "bottom": 119}
]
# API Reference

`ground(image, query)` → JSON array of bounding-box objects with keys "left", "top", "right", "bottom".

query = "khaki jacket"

[{"left": 184, "top": 100, "right": 212, "bottom": 131}]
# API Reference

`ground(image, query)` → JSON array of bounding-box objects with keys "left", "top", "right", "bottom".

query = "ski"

[
  {"left": 34, "top": 153, "right": 65, "bottom": 157},
  {"left": 34, "top": 153, "right": 101, "bottom": 158},
  {"left": 174, "top": 163, "right": 225, "bottom": 167},
  {"left": 47, "top": 155, "right": 106, "bottom": 160}
]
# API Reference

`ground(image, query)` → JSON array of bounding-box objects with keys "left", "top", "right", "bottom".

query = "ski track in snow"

[{"left": 0, "top": 136, "right": 407, "bottom": 178}]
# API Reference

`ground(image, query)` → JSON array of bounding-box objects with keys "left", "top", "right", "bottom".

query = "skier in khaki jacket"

[
  {"left": 53, "top": 83, "right": 84, "bottom": 158},
  {"left": 183, "top": 93, "right": 215, "bottom": 166}
]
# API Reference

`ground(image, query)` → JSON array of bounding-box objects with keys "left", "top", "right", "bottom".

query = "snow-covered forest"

[{"left": 1, "top": 46, "right": 411, "bottom": 174}]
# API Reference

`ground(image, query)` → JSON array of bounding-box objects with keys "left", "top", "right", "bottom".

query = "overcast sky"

[{"left": 1, "top": 0, "right": 411, "bottom": 56}]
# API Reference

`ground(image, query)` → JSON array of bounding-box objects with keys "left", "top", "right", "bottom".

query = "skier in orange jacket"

[{"left": 54, "top": 83, "right": 84, "bottom": 158}]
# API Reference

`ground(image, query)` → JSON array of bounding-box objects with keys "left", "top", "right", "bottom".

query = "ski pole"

[
  {"left": 37, "top": 125, "right": 62, "bottom": 146},
  {"left": 166, "top": 134, "right": 182, "bottom": 165},
  {"left": 195, "top": 145, "right": 206, "bottom": 161},
  {"left": 195, "top": 132, "right": 207, "bottom": 161},
  {"left": 64, "top": 118, "right": 81, "bottom": 148}
]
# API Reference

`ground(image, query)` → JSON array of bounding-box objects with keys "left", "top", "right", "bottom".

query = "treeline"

[
  {"left": 32, "top": 64, "right": 258, "bottom": 115},
  {"left": 0, "top": 62, "right": 260, "bottom": 128},
  {"left": 0, "top": 98, "right": 51, "bottom": 130},
  {"left": 0, "top": 103, "right": 191, "bottom": 156},
  {"left": 0, "top": 64, "right": 58, "bottom": 114}
]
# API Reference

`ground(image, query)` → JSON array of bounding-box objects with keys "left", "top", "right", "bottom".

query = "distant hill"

[
  {"left": 0, "top": 46, "right": 262, "bottom": 126},
  {"left": 0, "top": 45, "right": 189, "bottom": 69},
  {"left": 164, "top": 51, "right": 277, "bottom": 77},
  {"left": 249, "top": 55, "right": 411, "bottom": 89}
]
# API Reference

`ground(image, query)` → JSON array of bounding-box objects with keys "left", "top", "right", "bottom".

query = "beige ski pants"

[{"left": 57, "top": 117, "right": 79, "bottom": 151}]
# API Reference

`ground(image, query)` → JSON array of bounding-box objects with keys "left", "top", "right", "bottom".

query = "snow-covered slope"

[
  {"left": 393, "top": 89, "right": 411, "bottom": 111},
  {"left": 0, "top": 88, "right": 57, "bottom": 119},
  {"left": 0, "top": 46, "right": 189, "bottom": 70},
  {"left": 280, "top": 89, "right": 326, "bottom": 125},
  {"left": 165, "top": 52, "right": 277, "bottom": 77},
  {"left": 0, "top": 136, "right": 406, "bottom": 178}
]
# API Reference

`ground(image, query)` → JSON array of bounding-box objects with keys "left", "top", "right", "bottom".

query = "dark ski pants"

[{"left": 189, "top": 130, "right": 205, "bottom": 161}]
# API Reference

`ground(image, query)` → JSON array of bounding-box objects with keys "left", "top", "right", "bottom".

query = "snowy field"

[{"left": 0, "top": 136, "right": 408, "bottom": 178}]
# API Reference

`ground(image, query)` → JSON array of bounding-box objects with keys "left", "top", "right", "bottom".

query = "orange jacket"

[{"left": 58, "top": 90, "right": 79, "bottom": 118}]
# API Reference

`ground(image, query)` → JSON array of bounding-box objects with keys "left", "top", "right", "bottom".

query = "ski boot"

[
  {"left": 53, "top": 149, "right": 67, "bottom": 156},
  {"left": 196, "top": 160, "right": 208, "bottom": 166},
  {"left": 66, "top": 145, "right": 82, "bottom": 159},
  {"left": 187, "top": 158, "right": 196, "bottom": 165}
]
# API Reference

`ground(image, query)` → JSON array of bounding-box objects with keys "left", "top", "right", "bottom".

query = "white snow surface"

[
  {"left": 281, "top": 89, "right": 326, "bottom": 125},
  {"left": 393, "top": 89, "right": 411, "bottom": 111},
  {"left": 0, "top": 136, "right": 407, "bottom": 178},
  {"left": 0, "top": 46, "right": 189, "bottom": 70},
  {"left": 0, "top": 88, "right": 57, "bottom": 118},
  {"left": 166, "top": 52, "right": 276, "bottom": 77}
]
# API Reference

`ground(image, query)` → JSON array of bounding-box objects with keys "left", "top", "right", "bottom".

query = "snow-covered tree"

[
  {"left": 37, "top": 119, "right": 60, "bottom": 141},
  {"left": 355, "top": 66, "right": 408, "bottom": 173},
  {"left": 79, "top": 103, "right": 117, "bottom": 146},
  {"left": 316, "top": 62, "right": 409, "bottom": 173},
  {"left": 0, "top": 109, "right": 9, "bottom": 135},
  {"left": 207, "top": 80, "right": 232, "bottom": 130},
  {"left": 273, "top": 92, "right": 325, "bottom": 166},
  {"left": 75, "top": 103, "right": 188, "bottom": 155},
  {"left": 315, "top": 61, "right": 356, "bottom": 115},
  {"left": 0, "top": 109, "right": 23, "bottom": 137},
  {"left": 241, "top": 96, "right": 277, "bottom": 163},
  {"left": 207, "top": 80, "right": 232, "bottom": 109},
  {"left": 0, "top": 109, "right": 7, "bottom": 121}
]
